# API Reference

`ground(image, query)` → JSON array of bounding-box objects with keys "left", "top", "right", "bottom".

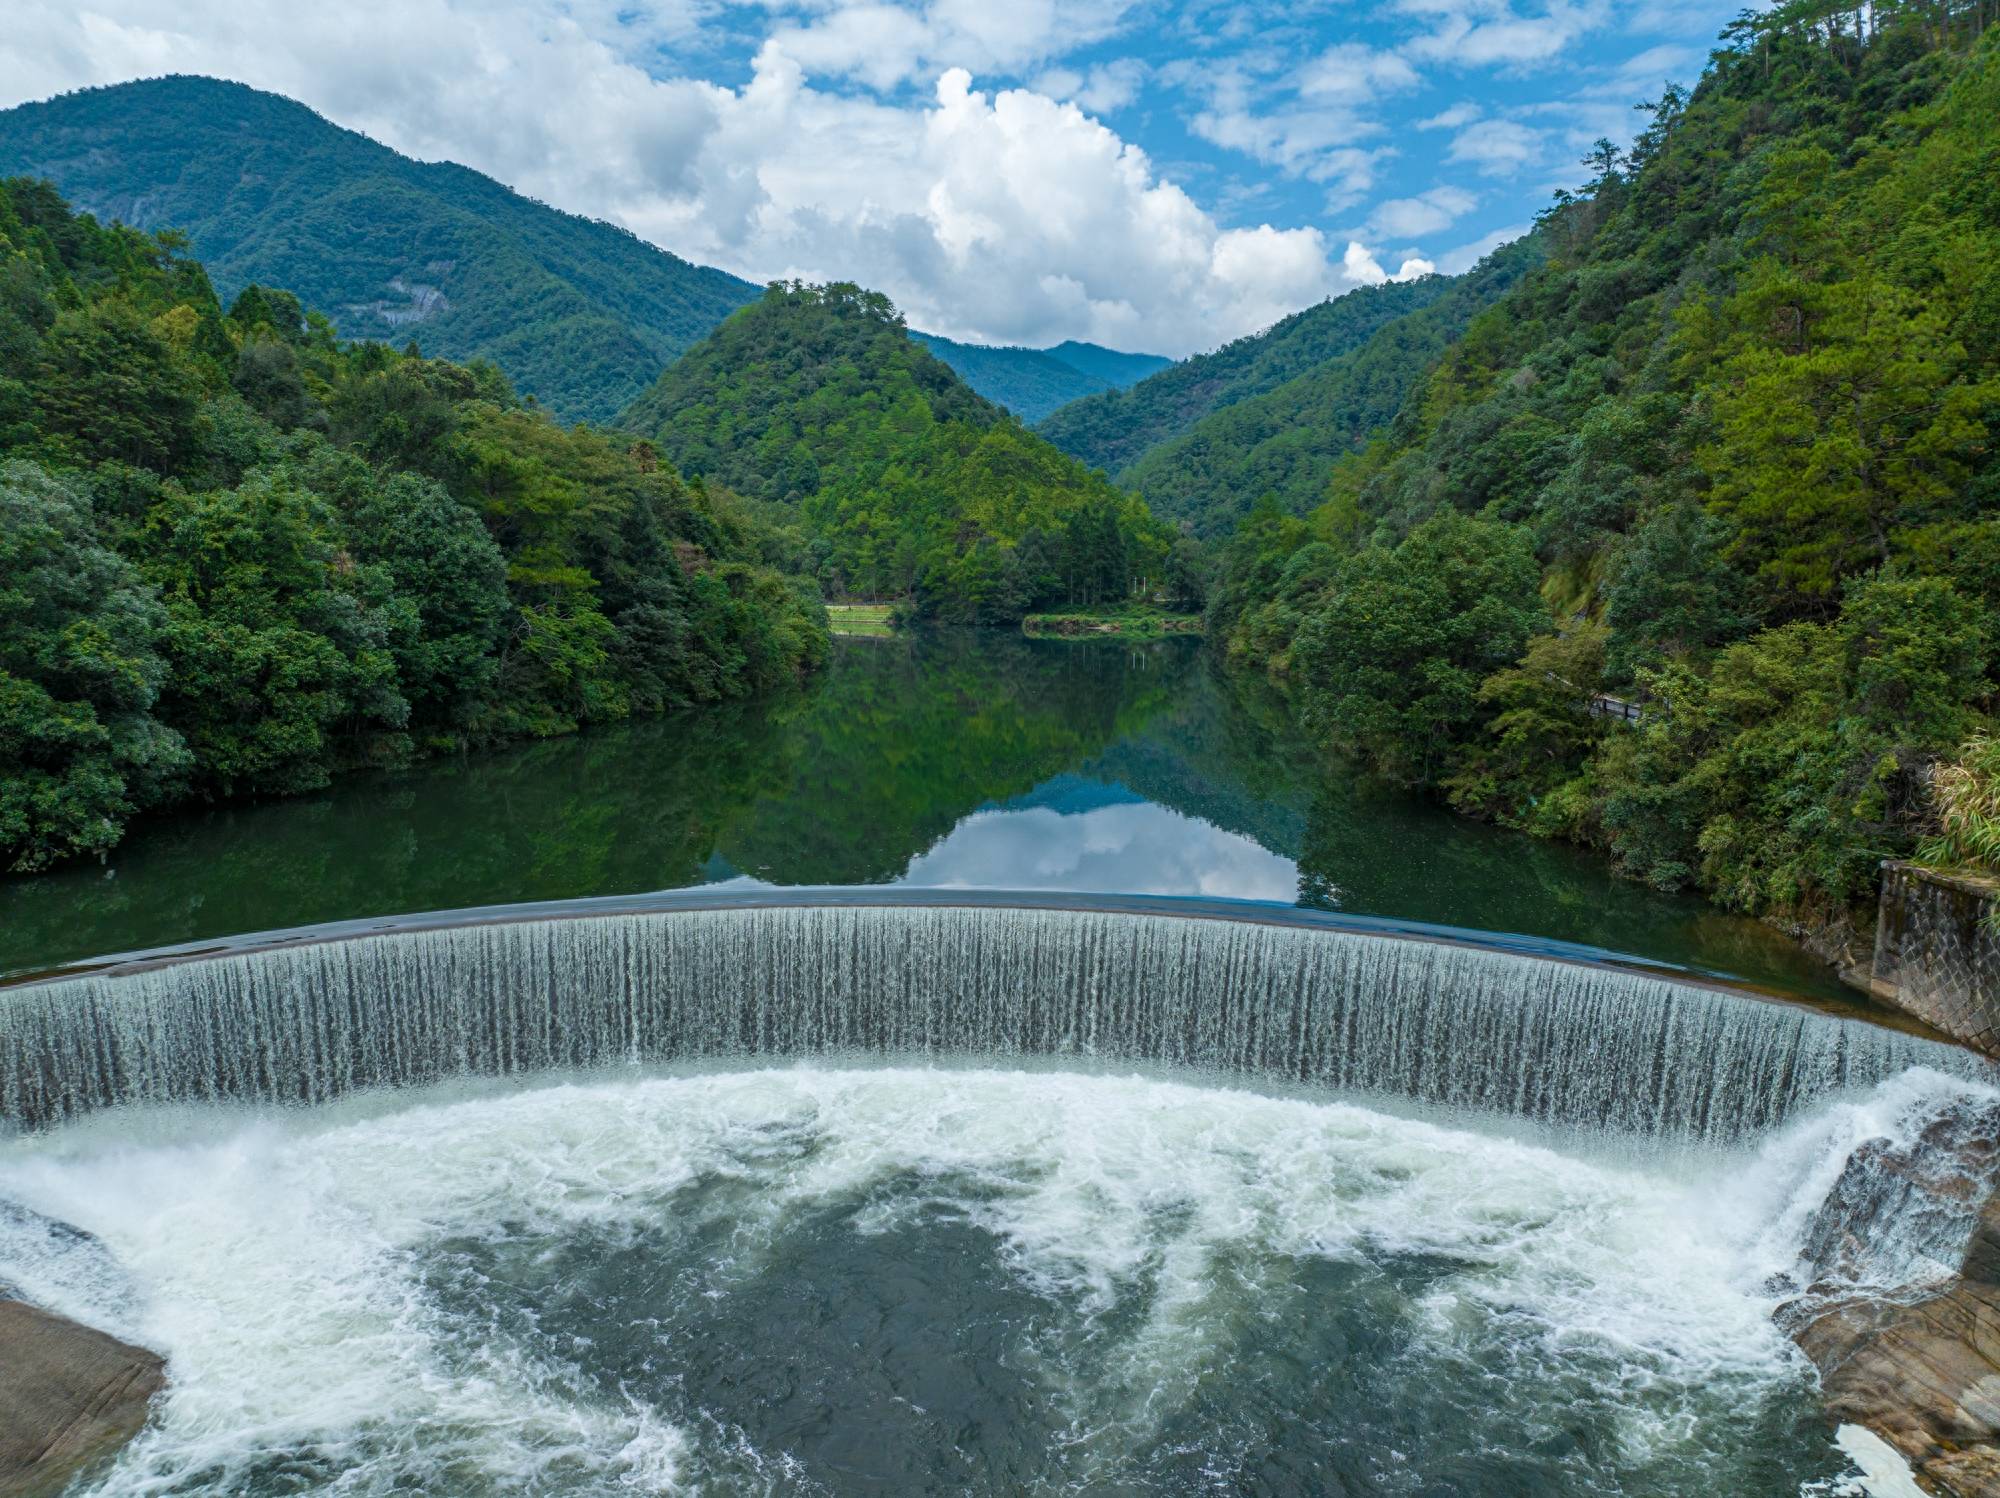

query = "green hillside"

[
  {"left": 621, "top": 282, "right": 1190, "bottom": 623},
  {"left": 1035, "top": 275, "right": 1452, "bottom": 478},
  {"left": 1119, "top": 241, "right": 1538, "bottom": 535},
  {"left": 0, "top": 76, "right": 759, "bottom": 423},
  {"left": 912, "top": 332, "right": 1169, "bottom": 422},
  {"left": 0, "top": 176, "right": 825, "bottom": 873},
  {"left": 1210, "top": 6, "right": 2000, "bottom": 935}
]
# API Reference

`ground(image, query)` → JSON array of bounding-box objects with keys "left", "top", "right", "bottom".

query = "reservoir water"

[{"left": 0, "top": 633, "right": 1843, "bottom": 997}]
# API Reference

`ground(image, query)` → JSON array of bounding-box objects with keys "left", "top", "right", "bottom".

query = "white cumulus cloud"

[
  {"left": 1342, "top": 239, "right": 1436, "bottom": 284},
  {"left": 1368, "top": 183, "right": 1478, "bottom": 237},
  {"left": 0, "top": 0, "right": 1434, "bottom": 355},
  {"left": 1446, "top": 117, "right": 1547, "bottom": 175}
]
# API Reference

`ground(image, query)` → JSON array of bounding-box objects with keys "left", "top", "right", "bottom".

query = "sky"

[{"left": 0, "top": 1, "right": 1740, "bottom": 357}]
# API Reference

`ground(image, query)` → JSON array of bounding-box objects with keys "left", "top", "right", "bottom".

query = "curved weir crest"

[{"left": 0, "top": 893, "right": 1984, "bottom": 1140}]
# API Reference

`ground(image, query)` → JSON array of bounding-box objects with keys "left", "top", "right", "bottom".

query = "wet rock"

[
  {"left": 0, "top": 1299, "right": 164, "bottom": 1498},
  {"left": 1785, "top": 1104, "right": 2000, "bottom": 1497}
]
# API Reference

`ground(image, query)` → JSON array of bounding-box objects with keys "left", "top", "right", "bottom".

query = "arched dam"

[
  {"left": 2, "top": 890, "right": 1981, "bottom": 1138},
  {"left": 2, "top": 891, "right": 1995, "bottom": 1496}
]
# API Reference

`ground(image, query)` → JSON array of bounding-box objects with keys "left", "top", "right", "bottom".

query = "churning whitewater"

[{"left": 1, "top": 1065, "right": 1990, "bottom": 1496}]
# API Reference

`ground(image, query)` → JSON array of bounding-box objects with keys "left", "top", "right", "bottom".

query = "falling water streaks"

[{"left": 0, "top": 903, "right": 1985, "bottom": 1140}]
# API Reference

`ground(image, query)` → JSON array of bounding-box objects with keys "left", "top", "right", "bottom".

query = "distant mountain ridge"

[
  {"left": 1116, "top": 242, "right": 1541, "bottom": 535},
  {"left": 911, "top": 332, "right": 1170, "bottom": 422},
  {"left": 1034, "top": 277, "right": 1454, "bottom": 479},
  {"left": 0, "top": 75, "right": 761, "bottom": 423},
  {"left": 1033, "top": 246, "right": 1541, "bottom": 536},
  {"left": 0, "top": 76, "right": 1178, "bottom": 430}
]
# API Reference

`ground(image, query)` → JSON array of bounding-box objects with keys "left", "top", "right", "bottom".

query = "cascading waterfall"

[
  {"left": 1, "top": 900, "right": 1984, "bottom": 1140},
  {"left": 5, "top": 896, "right": 1999, "bottom": 1496}
]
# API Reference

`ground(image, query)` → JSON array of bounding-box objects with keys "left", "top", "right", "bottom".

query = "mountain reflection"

[{"left": 0, "top": 632, "right": 1840, "bottom": 998}]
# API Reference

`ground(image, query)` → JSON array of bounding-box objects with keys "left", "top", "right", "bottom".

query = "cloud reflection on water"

[{"left": 898, "top": 794, "right": 1298, "bottom": 902}]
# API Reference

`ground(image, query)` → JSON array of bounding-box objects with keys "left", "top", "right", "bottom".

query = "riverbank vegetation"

[
  {"left": 620, "top": 283, "right": 1191, "bottom": 626},
  {"left": 1920, "top": 737, "right": 2000, "bottom": 881},
  {"left": 0, "top": 178, "right": 827, "bottom": 873},
  {"left": 1204, "top": 6, "right": 2000, "bottom": 938},
  {"left": 826, "top": 603, "right": 897, "bottom": 637},
  {"left": 1023, "top": 605, "right": 1204, "bottom": 638}
]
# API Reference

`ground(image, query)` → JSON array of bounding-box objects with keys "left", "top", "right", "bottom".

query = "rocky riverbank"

[
  {"left": 1780, "top": 1101, "right": 2000, "bottom": 1496},
  {"left": 0, "top": 1296, "right": 164, "bottom": 1496}
]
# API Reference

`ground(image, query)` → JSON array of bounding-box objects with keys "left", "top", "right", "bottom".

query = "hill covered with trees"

[
  {"left": 1207, "top": 4, "right": 2000, "bottom": 944},
  {"left": 620, "top": 282, "right": 1191, "bottom": 623},
  {"left": 1115, "top": 243, "right": 1539, "bottom": 536},
  {"left": 1033, "top": 251, "right": 1550, "bottom": 538},
  {"left": 0, "top": 77, "right": 761, "bottom": 424},
  {"left": 1036, "top": 276, "right": 1456, "bottom": 492},
  {"left": 0, "top": 176, "right": 827, "bottom": 873},
  {"left": 912, "top": 333, "right": 1169, "bottom": 422}
]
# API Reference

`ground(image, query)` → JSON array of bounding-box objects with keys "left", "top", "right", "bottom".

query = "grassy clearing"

[
  {"left": 826, "top": 603, "right": 898, "bottom": 637},
  {"left": 1022, "top": 604, "right": 1204, "bottom": 638}
]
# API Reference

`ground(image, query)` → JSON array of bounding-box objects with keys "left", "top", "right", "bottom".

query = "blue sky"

[{"left": 2, "top": 0, "right": 1744, "bottom": 355}]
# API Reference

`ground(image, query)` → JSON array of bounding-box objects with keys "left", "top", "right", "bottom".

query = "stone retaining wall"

[{"left": 1869, "top": 862, "right": 2000, "bottom": 1053}]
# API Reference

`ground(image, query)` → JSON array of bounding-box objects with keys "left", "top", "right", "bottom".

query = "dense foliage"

[
  {"left": 0, "top": 77, "right": 759, "bottom": 423},
  {"left": 1118, "top": 243, "right": 1540, "bottom": 536},
  {"left": 911, "top": 333, "right": 1169, "bottom": 423},
  {"left": 1210, "top": 6, "right": 2000, "bottom": 933},
  {"left": 621, "top": 282, "right": 1191, "bottom": 623},
  {"left": 0, "top": 177, "right": 826, "bottom": 872},
  {"left": 1036, "top": 276, "right": 1453, "bottom": 484}
]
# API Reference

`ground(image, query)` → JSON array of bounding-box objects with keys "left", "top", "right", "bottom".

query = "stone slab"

[{"left": 0, "top": 1300, "right": 163, "bottom": 1498}]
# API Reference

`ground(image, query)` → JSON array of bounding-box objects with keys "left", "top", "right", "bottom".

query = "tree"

[
  {"left": 1604, "top": 503, "right": 1750, "bottom": 676},
  {"left": 141, "top": 472, "right": 408, "bottom": 794},
  {"left": 0, "top": 461, "right": 189, "bottom": 869},
  {"left": 1295, "top": 513, "right": 1549, "bottom": 784},
  {"left": 34, "top": 299, "right": 205, "bottom": 472},
  {"left": 1447, "top": 624, "right": 1609, "bottom": 828},
  {"left": 1693, "top": 270, "right": 1995, "bottom": 608},
  {"left": 340, "top": 470, "right": 511, "bottom": 735},
  {"left": 1595, "top": 573, "right": 1987, "bottom": 909}
]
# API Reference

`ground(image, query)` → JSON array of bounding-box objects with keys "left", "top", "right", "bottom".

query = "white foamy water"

[{"left": 0, "top": 1066, "right": 1987, "bottom": 1495}]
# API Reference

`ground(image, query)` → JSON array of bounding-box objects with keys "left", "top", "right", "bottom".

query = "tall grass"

[{"left": 1919, "top": 736, "right": 2000, "bottom": 879}]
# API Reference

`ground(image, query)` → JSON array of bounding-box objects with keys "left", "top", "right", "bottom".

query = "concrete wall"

[{"left": 1870, "top": 861, "right": 2000, "bottom": 1053}]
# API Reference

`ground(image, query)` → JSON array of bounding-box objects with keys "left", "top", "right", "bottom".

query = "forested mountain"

[
  {"left": 1209, "top": 4, "right": 2000, "bottom": 942},
  {"left": 0, "top": 177, "right": 826, "bottom": 874},
  {"left": 1118, "top": 242, "right": 1539, "bottom": 535},
  {"left": 0, "top": 77, "right": 760, "bottom": 423},
  {"left": 1036, "top": 276, "right": 1453, "bottom": 479},
  {"left": 620, "top": 282, "right": 1191, "bottom": 622},
  {"left": 911, "top": 333, "right": 1170, "bottom": 422},
  {"left": 1043, "top": 341, "right": 1174, "bottom": 390}
]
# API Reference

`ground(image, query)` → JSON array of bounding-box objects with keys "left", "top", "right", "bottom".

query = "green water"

[{"left": 0, "top": 633, "right": 1840, "bottom": 995}]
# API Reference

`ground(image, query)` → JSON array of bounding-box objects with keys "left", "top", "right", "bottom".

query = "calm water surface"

[{"left": 0, "top": 632, "right": 1839, "bottom": 995}]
